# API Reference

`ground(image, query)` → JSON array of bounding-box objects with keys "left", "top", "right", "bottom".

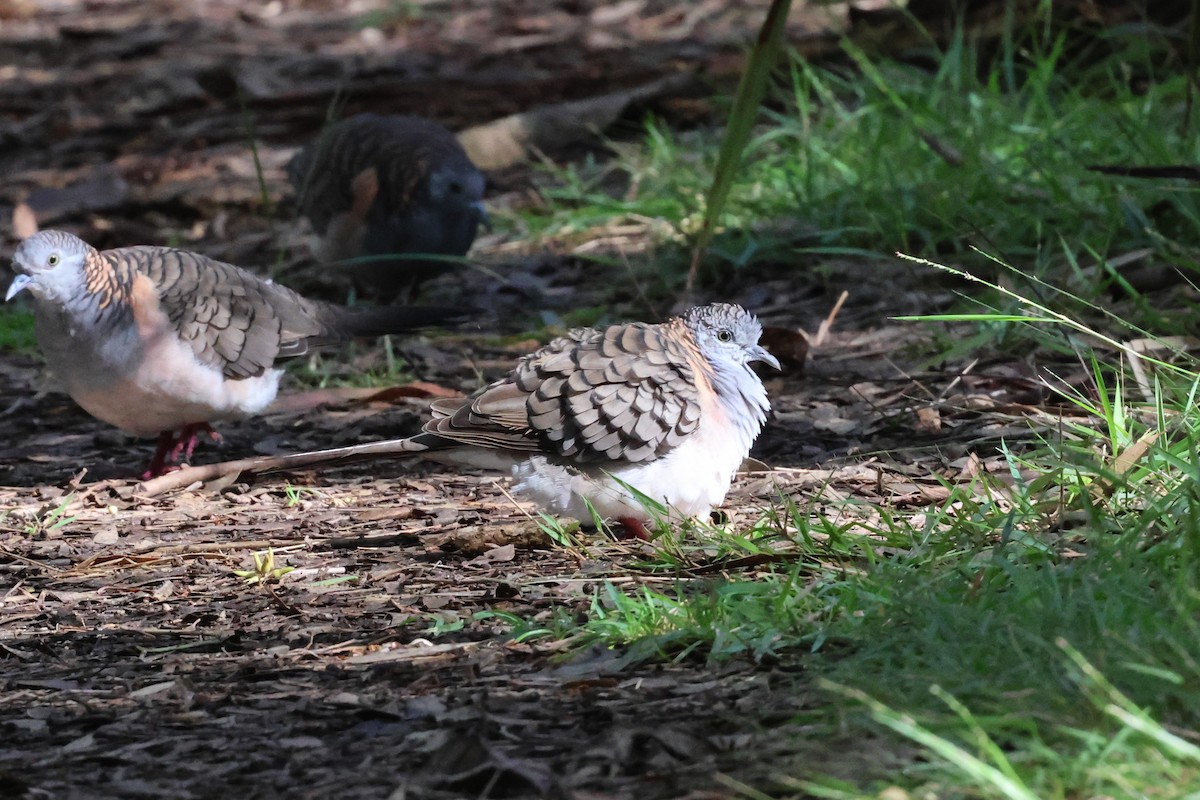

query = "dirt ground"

[{"left": 0, "top": 2, "right": 1072, "bottom": 797}]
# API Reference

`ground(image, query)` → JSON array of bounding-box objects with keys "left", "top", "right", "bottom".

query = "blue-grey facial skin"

[
  {"left": 472, "top": 201, "right": 492, "bottom": 232},
  {"left": 359, "top": 162, "right": 486, "bottom": 256},
  {"left": 8, "top": 233, "right": 94, "bottom": 306},
  {"left": 683, "top": 303, "right": 781, "bottom": 373},
  {"left": 353, "top": 163, "right": 489, "bottom": 300}
]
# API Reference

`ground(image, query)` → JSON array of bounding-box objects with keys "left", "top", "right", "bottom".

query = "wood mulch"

[{"left": 0, "top": 1, "right": 1099, "bottom": 797}]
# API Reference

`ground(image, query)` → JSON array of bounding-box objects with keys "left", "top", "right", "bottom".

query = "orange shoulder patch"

[
  {"left": 128, "top": 273, "right": 169, "bottom": 339},
  {"left": 350, "top": 167, "right": 380, "bottom": 218}
]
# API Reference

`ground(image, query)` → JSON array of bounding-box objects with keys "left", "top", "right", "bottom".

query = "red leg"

[
  {"left": 141, "top": 424, "right": 223, "bottom": 479},
  {"left": 142, "top": 431, "right": 177, "bottom": 479},
  {"left": 171, "top": 423, "right": 221, "bottom": 463},
  {"left": 615, "top": 516, "right": 652, "bottom": 541}
]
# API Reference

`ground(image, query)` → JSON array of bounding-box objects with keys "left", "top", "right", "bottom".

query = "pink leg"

[
  {"left": 615, "top": 516, "right": 652, "bottom": 541},
  {"left": 141, "top": 424, "right": 223, "bottom": 479},
  {"left": 169, "top": 423, "right": 222, "bottom": 464},
  {"left": 142, "top": 431, "right": 177, "bottom": 480}
]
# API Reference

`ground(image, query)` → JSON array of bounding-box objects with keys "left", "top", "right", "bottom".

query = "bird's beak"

[
  {"left": 5, "top": 274, "right": 31, "bottom": 302},
  {"left": 472, "top": 201, "right": 492, "bottom": 233},
  {"left": 751, "top": 345, "right": 781, "bottom": 371}
]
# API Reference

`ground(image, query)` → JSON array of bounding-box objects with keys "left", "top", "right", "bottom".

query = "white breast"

[
  {"left": 512, "top": 385, "right": 763, "bottom": 525},
  {"left": 34, "top": 304, "right": 281, "bottom": 437}
]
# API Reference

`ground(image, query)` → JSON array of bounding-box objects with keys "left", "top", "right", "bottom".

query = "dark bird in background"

[{"left": 288, "top": 113, "right": 489, "bottom": 303}]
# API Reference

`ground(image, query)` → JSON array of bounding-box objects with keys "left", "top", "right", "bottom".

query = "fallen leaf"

[
  {"left": 129, "top": 680, "right": 177, "bottom": 699},
  {"left": 266, "top": 382, "right": 460, "bottom": 415},
  {"left": 758, "top": 325, "right": 809, "bottom": 372},
  {"left": 11, "top": 202, "right": 37, "bottom": 238},
  {"left": 62, "top": 733, "right": 96, "bottom": 753},
  {"left": 458, "top": 73, "right": 701, "bottom": 170},
  {"left": 424, "top": 732, "right": 558, "bottom": 797},
  {"left": 93, "top": 530, "right": 120, "bottom": 545},
  {"left": 467, "top": 543, "right": 516, "bottom": 565},
  {"left": 24, "top": 165, "right": 129, "bottom": 223},
  {"left": 915, "top": 406, "right": 941, "bottom": 432}
]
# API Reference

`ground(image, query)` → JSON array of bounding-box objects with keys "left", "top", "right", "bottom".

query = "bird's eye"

[
  {"left": 447, "top": 181, "right": 464, "bottom": 195},
  {"left": 716, "top": 328, "right": 733, "bottom": 343},
  {"left": 47, "top": 254, "right": 60, "bottom": 267}
]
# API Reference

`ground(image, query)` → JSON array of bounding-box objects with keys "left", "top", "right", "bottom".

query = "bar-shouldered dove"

[
  {"left": 287, "top": 113, "right": 488, "bottom": 302},
  {"left": 6, "top": 230, "right": 466, "bottom": 477},
  {"left": 396, "top": 303, "right": 779, "bottom": 537}
]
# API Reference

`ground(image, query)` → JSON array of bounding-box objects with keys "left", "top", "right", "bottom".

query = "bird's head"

[
  {"left": 426, "top": 163, "right": 490, "bottom": 232},
  {"left": 685, "top": 303, "right": 781, "bottom": 372},
  {"left": 7, "top": 230, "right": 94, "bottom": 304}
]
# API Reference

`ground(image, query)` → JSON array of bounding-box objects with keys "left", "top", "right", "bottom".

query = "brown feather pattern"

[
  {"left": 415, "top": 317, "right": 705, "bottom": 466},
  {"left": 287, "top": 113, "right": 487, "bottom": 301},
  {"left": 98, "top": 246, "right": 327, "bottom": 379},
  {"left": 80, "top": 244, "right": 464, "bottom": 380}
]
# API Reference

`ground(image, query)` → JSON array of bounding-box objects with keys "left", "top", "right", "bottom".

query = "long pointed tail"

[{"left": 338, "top": 304, "right": 477, "bottom": 337}]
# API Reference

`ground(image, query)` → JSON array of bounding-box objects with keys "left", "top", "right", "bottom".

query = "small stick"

[
  {"left": 141, "top": 540, "right": 295, "bottom": 556},
  {"left": 136, "top": 438, "right": 425, "bottom": 498},
  {"left": 813, "top": 290, "right": 848, "bottom": 347}
]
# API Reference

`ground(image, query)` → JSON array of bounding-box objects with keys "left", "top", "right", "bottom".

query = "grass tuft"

[
  {"left": 517, "top": 8, "right": 1200, "bottom": 330},
  {"left": 0, "top": 306, "right": 38, "bottom": 354}
]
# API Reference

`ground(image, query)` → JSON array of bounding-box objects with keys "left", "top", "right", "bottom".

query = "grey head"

[
  {"left": 365, "top": 149, "right": 488, "bottom": 259},
  {"left": 683, "top": 303, "right": 780, "bottom": 373},
  {"left": 6, "top": 230, "right": 96, "bottom": 305}
]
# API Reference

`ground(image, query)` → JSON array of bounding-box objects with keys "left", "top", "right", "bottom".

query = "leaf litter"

[{"left": 0, "top": 1, "right": 1113, "bottom": 797}]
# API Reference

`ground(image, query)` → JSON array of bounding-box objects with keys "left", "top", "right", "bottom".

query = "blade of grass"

[
  {"left": 1059, "top": 638, "right": 1200, "bottom": 763},
  {"left": 236, "top": 86, "right": 273, "bottom": 217},
  {"left": 820, "top": 680, "right": 1040, "bottom": 800},
  {"left": 687, "top": 0, "right": 795, "bottom": 291}
]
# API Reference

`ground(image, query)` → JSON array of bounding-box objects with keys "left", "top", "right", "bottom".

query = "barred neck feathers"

[
  {"left": 675, "top": 304, "right": 774, "bottom": 448},
  {"left": 705, "top": 354, "right": 771, "bottom": 444},
  {"left": 710, "top": 357, "right": 768, "bottom": 438},
  {"left": 73, "top": 249, "right": 136, "bottom": 329}
]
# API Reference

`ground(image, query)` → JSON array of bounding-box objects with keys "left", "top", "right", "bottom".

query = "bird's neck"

[
  {"left": 66, "top": 251, "right": 135, "bottom": 330},
  {"left": 705, "top": 358, "right": 771, "bottom": 444}
]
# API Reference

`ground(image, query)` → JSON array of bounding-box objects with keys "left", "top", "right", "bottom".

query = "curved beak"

[
  {"left": 750, "top": 344, "right": 781, "bottom": 371},
  {"left": 472, "top": 201, "right": 492, "bottom": 233},
  {"left": 5, "top": 274, "right": 31, "bottom": 302}
]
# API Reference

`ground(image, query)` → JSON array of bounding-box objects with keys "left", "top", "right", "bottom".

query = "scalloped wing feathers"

[{"left": 417, "top": 318, "right": 705, "bottom": 466}]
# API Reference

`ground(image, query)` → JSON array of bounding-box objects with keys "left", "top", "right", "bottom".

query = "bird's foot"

[
  {"left": 140, "top": 463, "right": 183, "bottom": 481},
  {"left": 614, "top": 516, "right": 653, "bottom": 541},
  {"left": 141, "top": 425, "right": 222, "bottom": 479},
  {"left": 170, "top": 423, "right": 222, "bottom": 463},
  {"left": 142, "top": 430, "right": 180, "bottom": 480}
]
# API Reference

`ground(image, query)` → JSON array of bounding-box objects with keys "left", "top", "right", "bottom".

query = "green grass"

[
  {"left": 0, "top": 306, "right": 38, "bottom": 354},
  {"left": 509, "top": 11, "right": 1200, "bottom": 325},
  {"left": 285, "top": 336, "right": 415, "bottom": 389},
  {"left": 493, "top": 348, "right": 1200, "bottom": 796},
  {"left": 492, "top": 7, "right": 1200, "bottom": 798},
  {"left": 12, "top": 493, "right": 79, "bottom": 538}
]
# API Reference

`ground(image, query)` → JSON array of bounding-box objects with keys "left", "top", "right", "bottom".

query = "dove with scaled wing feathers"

[
  {"left": 7, "top": 230, "right": 468, "bottom": 478},
  {"left": 393, "top": 303, "right": 779, "bottom": 538}
]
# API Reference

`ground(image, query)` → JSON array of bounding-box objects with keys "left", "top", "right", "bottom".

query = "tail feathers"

[
  {"left": 402, "top": 430, "right": 448, "bottom": 452},
  {"left": 402, "top": 433, "right": 523, "bottom": 471},
  {"left": 335, "top": 304, "right": 476, "bottom": 338},
  {"left": 239, "top": 436, "right": 435, "bottom": 469}
]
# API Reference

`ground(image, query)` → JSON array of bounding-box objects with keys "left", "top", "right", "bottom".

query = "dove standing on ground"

[
  {"left": 398, "top": 303, "right": 779, "bottom": 538},
  {"left": 288, "top": 113, "right": 489, "bottom": 302},
  {"left": 6, "top": 230, "right": 464, "bottom": 477}
]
